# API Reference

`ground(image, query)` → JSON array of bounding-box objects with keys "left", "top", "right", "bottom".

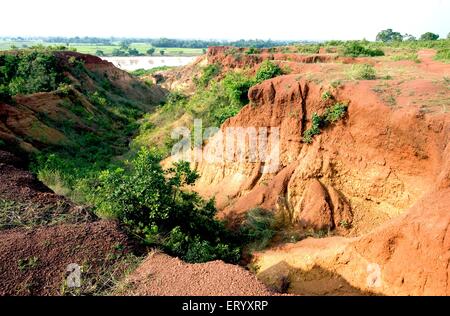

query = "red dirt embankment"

[{"left": 190, "top": 47, "right": 450, "bottom": 295}]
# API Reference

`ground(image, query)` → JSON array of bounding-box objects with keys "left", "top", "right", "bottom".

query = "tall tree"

[
  {"left": 376, "top": 29, "right": 403, "bottom": 42},
  {"left": 420, "top": 32, "right": 439, "bottom": 41}
]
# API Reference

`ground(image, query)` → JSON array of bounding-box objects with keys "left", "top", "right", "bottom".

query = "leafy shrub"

[
  {"left": 0, "top": 50, "right": 63, "bottom": 96},
  {"left": 343, "top": 42, "right": 384, "bottom": 57},
  {"left": 323, "top": 103, "right": 348, "bottom": 123},
  {"left": 303, "top": 103, "right": 348, "bottom": 143},
  {"left": 240, "top": 208, "right": 276, "bottom": 251},
  {"left": 348, "top": 64, "right": 376, "bottom": 80},
  {"left": 302, "top": 113, "right": 322, "bottom": 144},
  {"left": 221, "top": 71, "right": 255, "bottom": 105},
  {"left": 255, "top": 60, "right": 283, "bottom": 83},
  {"left": 92, "top": 148, "right": 240, "bottom": 263},
  {"left": 166, "top": 91, "right": 188, "bottom": 104},
  {"left": 196, "top": 64, "right": 221, "bottom": 87}
]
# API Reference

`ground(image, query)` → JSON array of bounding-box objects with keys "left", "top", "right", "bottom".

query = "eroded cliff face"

[
  {"left": 188, "top": 47, "right": 450, "bottom": 295},
  {"left": 194, "top": 76, "right": 449, "bottom": 234}
]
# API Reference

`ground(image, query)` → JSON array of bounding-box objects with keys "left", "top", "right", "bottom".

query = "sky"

[{"left": 1, "top": 0, "right": 449, "bottom": 41}]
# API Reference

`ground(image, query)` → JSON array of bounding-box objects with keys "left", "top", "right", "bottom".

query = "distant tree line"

[
  {"left": 0, "top": 37, "right": 308, "bottom": 48},
  {"left": 375, "top": 29, "right": 444, "bottom": 42}
]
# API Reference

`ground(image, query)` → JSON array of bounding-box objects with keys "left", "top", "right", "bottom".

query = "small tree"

[
  {"left": 95, "top": 50, "right": 105, "bottom": 56},
  {"left": 128, "top": 48, "right": 140, "bottom": 56},
  {"left": 376, "top": 29, "right": 403, "bottom": 42},
  {"left": 146, "top": 47, "right": 155, "bottom": 56},
  {"left": 420, "top": 32, "right": 439, "bottom": 41},
  {"left": 160, "top": 50, "right": 166, "bottom": 56}
]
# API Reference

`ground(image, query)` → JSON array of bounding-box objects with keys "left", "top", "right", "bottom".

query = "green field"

[{"left": 0, "top": 40, "right": 204, "bottom": 57}]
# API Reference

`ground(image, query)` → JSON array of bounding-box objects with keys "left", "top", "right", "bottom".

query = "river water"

[{"left": 101, "top": 56, "right": 197, "bottom": 71}]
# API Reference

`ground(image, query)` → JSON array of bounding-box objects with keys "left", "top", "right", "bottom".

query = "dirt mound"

[
  {"left": 117, "top": 252, "right": 274, "bottom": 296},
  {"left": 0, "top": 220, "right": 133, "bottom": 296}
]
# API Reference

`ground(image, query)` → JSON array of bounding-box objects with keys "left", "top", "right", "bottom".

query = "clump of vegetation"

[
  {"left": 391, "top": 52, "right": 420, "bottom": 63},
  {"left": 303, "top": 103, "right": 348, "bottom": 143},
  {"left": 348, "top": 64, "right": 376, "bottom": 80},
  {"left": 239, "top": 208, "right": 276, "bottom": 251},
  {"left": 295, "top": 44, "right": 321, "bottom": 54},
  {"left": 246, "top": 47, "right": 260, "bottom": 55},
  {"left": 195, "top": 63, "right": 221, "bottom": 87},
  {"left": 130, "top": 66, "right": 173, "bottom": 77},
  {"left": 255, "top": 60, "right": 283, "bottom": 83},
  {"left": 222, "top": 71, "right": 255, "bottom": 105},
  {"left": 435, "top": 49, "right": 450, "bottom": 62},
  {"left": 0, "top": 49, "right": 65, "bottom": 100},
  {"left": 376, "top": 29, "right": 404, "bottom": 42},
  {"left": 91, "top": 147, "right": 240, "bottom": 263},
  {"left": 342, "top": 42, "right": 384, "bottom": 57},
  {"left": 18, "top": 257, "right": 39, "bottom": 272},
  {"left": 321, "top": 91, "right": 333, "bottom": 101},
  {"left": 420, "top": 32, "right": 439, "bottom": 41}
]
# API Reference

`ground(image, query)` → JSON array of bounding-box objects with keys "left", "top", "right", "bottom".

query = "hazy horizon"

[{"left": 2, "top": 0, "right": 449, "bottom": 41}]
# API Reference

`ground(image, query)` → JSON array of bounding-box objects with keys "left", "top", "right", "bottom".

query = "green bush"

[
  {"left": 323, "top": 103, "right": 348, "bottom": 123},
  {"left": 348, "top": 64, "right": 376, "bottom": 80},
  {"left": 240, "top": 208, "right": 276, "bottom": 251},
  {"left": 92, "top": 148, "right": 241, "bottom": 263},
  {"left": 255, "top": 60, "right": 283, "bottom": 83},
  {"left": 0, "top": 50, "right": 63, "bottom": 96},
  {"left": 343, "top": 42, "right": 384, "bottom": 57},
  {"left": 196, "top": 64, "right": 221, "bottom": 87},
  {"left": 303, "top": 103, "right": 348, "bottom": 143},
  {"left": 420, "top": 32, "right": 439, "bottom": 41},
  {"left": 221, "top": 71, "right": 255, "bottom": 105}
]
